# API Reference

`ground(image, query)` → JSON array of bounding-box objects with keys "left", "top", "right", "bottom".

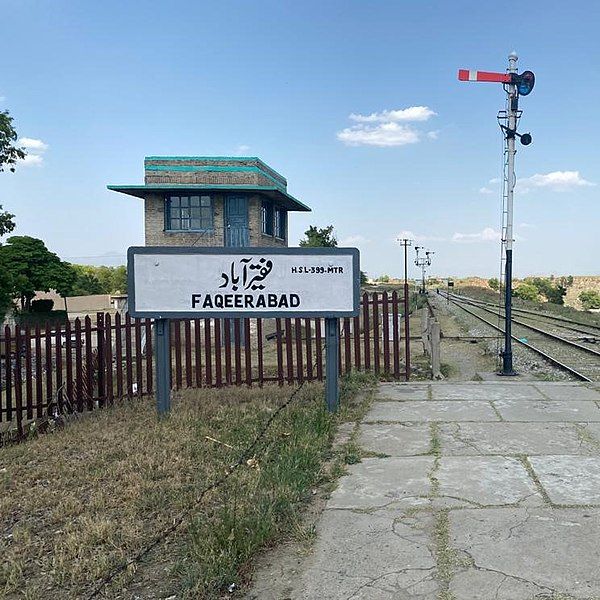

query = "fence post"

[
  {"left": 404, "top": 284, "right": 411, "bottom": 381},
  {"left": 431, "top": 320, "right": 443, "bottom": 380},
  {"left": 96, "top": 312, "right": 105, "bottom": 403},
  {"left": 325, "top": 318, "right": 339, "bottom": 413},
  {"left": 155, "top": 318, "right": 171, "bottom": 414},
  {"left": 421, "top": 307, "right": 429, "bottom": 355}
]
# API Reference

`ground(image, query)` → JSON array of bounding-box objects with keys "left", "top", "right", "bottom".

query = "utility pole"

[{"left": 458, "top": 53, "right": 535, "bottom": 376}]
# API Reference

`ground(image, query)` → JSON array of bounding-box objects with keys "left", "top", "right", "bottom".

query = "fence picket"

[
  {"left": 373, "top": 293, "right": 380, "bottom": 374},
  {"left": 392, "top": 291, "right": 400, "bottom": 379},
  {"left": 343, "top": 318, "right": 351, "bottom": 375},
  {"left": 204, "top": 318, "right": 213, "bottom": 387},
  {"left": 275, "top": 318, "right": 284, "bottom": 386},
  {"left": 4, "top": 326, "right": 13, "bottom": 421},
  {"left": 97, "top": 313, "right": 106, "bottom": 404},
  {"left": 105, "top": 314, "right": 114, "bottom": 405},
  {"left": 25, "top": 327, "right": 33, "bottom": 420},
  {"left": 74, "top": 319, "right": 83, "bottom": 411},
  {"left": 173, "top": 320, "right": 182, "bottom": 391},
  {"left": 257, "top": 319, "right": 264, "bottom": 386},
  {"left": 136, "top": 318, "right": 144, "bottom": 395},
  {"left": 114, "top": 313, "right": 123, "bottom": 398},
  {"left": 234, "top": 319, "right": 242, "bottom": 386},
  {"left": 214, "top": 319, "right": 222, "bottom": 388},
  {"left": 14, "top": 327, "right": 23, "bottom": 434},
  {"left": 294, "top": 318, "right": 304, "bottom": 383},
  {"left": 44, "top": 324, "right": 53, "bottom": 415},
  {"left": 84, "top": 316, "right": 93, "bottom": 409},
  {"left": 284, "top": 319, "right": 293, "bottom": 384},
  {"left": 305, "top": 319, "right": 313, "bottom": 380},
  {"left": 223, "top": 319, "right": 232, "bottom": 385},
  {"left": 125, "top": 314, "right": 133, "bottom": 396},
  {"left": 34, "top": 325, "right": 43, "bottom": 419},
  {"left": 315, "top": 319, "right": 323, "bottom": 381},
  {"left": 55, "top": 324, "right": 63, "bottom": 412},
  {"left": 382, "top": 293, "right": 390, "bottom": 373},
  {"left": 244, "top": 319, "right": 252, "bottom": 387},
  {"left": 184, "top": 320, "right": 192, "bottom": 388},
  {"left": 194, "top": 319, "right": 202, "bottom": 387},
  {"left": 362, "top": 293, "right": 371, "bottom": 370}
]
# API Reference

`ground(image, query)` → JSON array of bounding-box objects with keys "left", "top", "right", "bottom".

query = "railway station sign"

[{"left": 128, "top": 246, "right": 360, "bottom": 319}]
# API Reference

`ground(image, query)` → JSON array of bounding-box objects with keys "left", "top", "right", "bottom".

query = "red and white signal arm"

[{"left": 458, "top": 69, "right": 511, "bottom": 83}]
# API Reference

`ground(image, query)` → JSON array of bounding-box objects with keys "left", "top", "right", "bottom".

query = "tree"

[
  {"left": 0, "top": 205, "right": 15, "bottom": 237},
  {"left": 299, "top": 225, "right": 337, "bottom": 247},
  {"left": 579, "top": 290, "right": 600, "bottom": 311},
  {"left": 488, "top": 277, "right": 500, "bottom": 291},
  {"left": 70, "top": 265, "right": 104, "bottom": 296},
  {"left": 514, "top": 283, "right": 539, "bottom": 302},
  {"left": 377, "top": 274, "right": 391, "bottom": 283},
  {"left": 527, "top": 277, "right": 567, "bottom": 305},
  {"left": 0, "top": 111, "right": 26, "bottom": 173},
  {"left": 1, "top": 236, "right": 76, "bottom": 310}
]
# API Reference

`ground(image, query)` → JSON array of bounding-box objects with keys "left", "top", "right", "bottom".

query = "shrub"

[
  {"left": 514, "top": 283, "right": 540, "bottom": 302},
  {"left": 30, "top": 299, "right": 54, "bottom": 313},
  {"left": 579, "top": 290, "right": 600, "bottom": 311}
]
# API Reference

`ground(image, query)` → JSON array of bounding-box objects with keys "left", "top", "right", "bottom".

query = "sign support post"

[
  {"left": 325, "top": 317, "right": 339, "bottom": 412},
  {"left": 154, "top": 318, "right": 171, "bottom": 415}
]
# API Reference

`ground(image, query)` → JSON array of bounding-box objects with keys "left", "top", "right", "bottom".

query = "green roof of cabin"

[{"left": 108, "top": 156, "right": 311, "bottom": 212}]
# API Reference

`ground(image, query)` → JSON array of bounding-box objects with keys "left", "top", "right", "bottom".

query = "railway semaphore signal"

[{"left": 458, "top": 51, "right": 535, "bottom": 376}]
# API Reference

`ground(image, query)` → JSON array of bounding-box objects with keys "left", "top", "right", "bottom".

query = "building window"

[
  {"left": 261, "top": 200, "right": 274, "bottom": 236},
  {"left": 166, "top": 195, "right": 213, "bottom": 231},
  {"left": 274, "top": 206, "right": 287, "bottom": 239}
]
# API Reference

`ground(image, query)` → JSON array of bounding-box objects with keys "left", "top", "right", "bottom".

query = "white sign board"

[{"left": 128, "top": 247, "right": 360, "bottom": 319}]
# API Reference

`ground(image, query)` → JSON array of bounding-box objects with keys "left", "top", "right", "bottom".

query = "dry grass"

[{"left": 0, "top": 378, "right": 375, "bottom": 599}]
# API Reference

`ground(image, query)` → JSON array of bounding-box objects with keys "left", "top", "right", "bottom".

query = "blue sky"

[{"left": 1, "top": 0, "right": 598, "bottom": 279}]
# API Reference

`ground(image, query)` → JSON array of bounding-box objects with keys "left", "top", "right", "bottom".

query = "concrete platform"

[{"left": 289, "top": 381, "right": 600, "bottom": 599}]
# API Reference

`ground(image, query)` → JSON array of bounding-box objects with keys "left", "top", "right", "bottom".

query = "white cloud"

[
  {"left": 337, "top": 122, "right": 421, "bottom": 147},
  {"left": 235, "top": 144, "right": 251, "bottom": 153},
  {"left": 427, "top": 130, "right": 440, "bottom": 140},
  {"left": 479, "top": 187, "right": 494, "bottom": 195},
  {"left": 339, "top": 234, "right": 370, "bottom": 246},
  {"left": 516, "top": 170, "right": 595, "bottom": 193},
  {"left": 337, "top": 106, "right": 437, "bottom": 148},
  {"left": 19, "top": 137, "right": 49, "bottom": 151},
  {"left": 518, "top": 222, "right": 536, "bottom": 229},
  {"left": 20, "top": 154, "right": 44, "bottom": 166},
  {"left": 17, "top": 137, "right": 48, "bottom": 167},
  {"left": 452, "top": 227, "right": 501, "bottom": 243},
  {"left": 395, "top": 230, "right": 446, "bottom": 243},
  {"left": 349, "top": 106, "right": 436, "bottom": 123}
]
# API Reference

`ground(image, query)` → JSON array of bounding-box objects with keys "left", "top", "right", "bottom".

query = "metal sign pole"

[
  {"left": 154, "top": 318, "right": 171, "bottom": 414},
  {"left": 325, "top": 317, "right": 339, "bottom": 412}
]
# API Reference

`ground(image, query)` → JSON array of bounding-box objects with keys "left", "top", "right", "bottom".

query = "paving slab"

[
  {"left": 365, "top": 400, "right": 499, "bottom": 423},
  {"left": 449, "top": 508, "right": 600, "bottom": 599},
  {"left": 493, "top": 398, "right": 600, "bottom": 422},
  {"left": 359, "top": 423, "right": 432, "bottom": 456},
  {"left": 535, "top": 382, "right": 600, "bottom": 401},
  {"left": 435, "top": 456, "right": 542, "bottom": 507},
  {"left": 328, "top": 457, "right": 433, "bottom": 510},
  {"left": 431, "top": 383, "right": 543, "bottom": 401},
  {"left": 295, "top": 510, "right": 437, "bottom": 599},
  {"left": 582, "top": 422, "right": 600, "bottom": 445},
  {"left": 529, "top": 456, "right": 600, "bottom": 505},
  {"left": 438, "top": 421, "right": 598, "bottom": 456},
  {"left": 376, "top": 383, "right": 431, "bottom": 401}
]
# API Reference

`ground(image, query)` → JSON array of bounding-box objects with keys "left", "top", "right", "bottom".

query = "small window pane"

[
  {"left": 191, "top": 218, "right": 201, "bottom": 229},
  {"left": 190, "top": 196, "right": 200, "bottom": 207},
  {"left": 201, "top": 196, "right": 211, "bottom": 206},
  {"left": 170, "top": 196, "right": 180, "bottom": 208},
  {"left": 181, "top": 218, "right": 190, "bottom": 229},
  {"left": 170, "top": 218, "right": 181, "bottom": 230}
]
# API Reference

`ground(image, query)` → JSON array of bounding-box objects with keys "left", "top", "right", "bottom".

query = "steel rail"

[
  {"left": 440, "top": 292, "right": 593, "bottom": 381},
  {"left": 446, "top": 293, "right": 600, "bottom": 358},
  {"left": 447, "top": 292, "right": 600, "bottom": 336}
]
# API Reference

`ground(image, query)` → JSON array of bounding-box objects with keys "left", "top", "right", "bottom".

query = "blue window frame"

[
  {"left": 165, "top": 195, "right": 213, "bottom": 231},
  {"left": 261, "top": 200, "right": 274, "bottom": 236},
  {"left": 274, "top": 206, "right": 287, "bottom": 239}
]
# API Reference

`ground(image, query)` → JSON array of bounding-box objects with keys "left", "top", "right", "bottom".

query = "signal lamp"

[
  {"left": 512, "top": 70, "right": 535, "bottom": 96},
  {"left": 520, "top": 133, "right": 532, "bottom": 146}
]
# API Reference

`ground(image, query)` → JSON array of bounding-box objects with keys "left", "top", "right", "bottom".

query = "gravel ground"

[{"left": 430, "top": 293, "right": 575, "bottom": 381}]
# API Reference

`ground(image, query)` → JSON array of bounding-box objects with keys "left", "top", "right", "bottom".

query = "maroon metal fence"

[{"left": 0, "top": 292, "right": 409, "bottom": 432}]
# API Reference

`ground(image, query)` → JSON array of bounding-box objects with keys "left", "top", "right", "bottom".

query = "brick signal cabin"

[{"left": 108, "top": 156, "right": 310, "bottom": 248}]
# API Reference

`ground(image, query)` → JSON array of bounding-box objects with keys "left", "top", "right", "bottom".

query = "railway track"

[
  {"left": 439, "top": 291, "right": 600, "bottom": 382},
  {"left": 447, "top": 293, "right": 600, "bottom": 339}
]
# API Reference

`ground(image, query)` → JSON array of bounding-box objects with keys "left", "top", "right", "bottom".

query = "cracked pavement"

[{"left": 288, "top": 382, "right": 600, "bottom": 599}]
